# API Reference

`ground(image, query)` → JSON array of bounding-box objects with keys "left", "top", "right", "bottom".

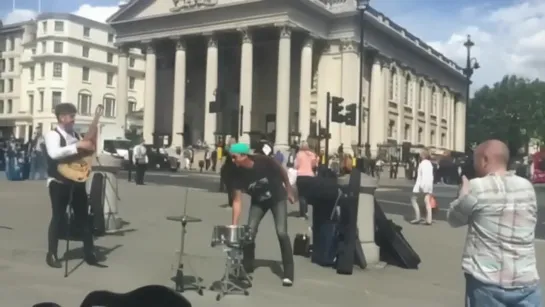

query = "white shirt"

[
  {"left": 132, "top": 144, "right": 148, "bottom": 164},
  {"left": 44, "top": 127, "right": 79, "bottom": 186},
  {"left": 412, "top": 159, "right": 434, "bottom": 194}
]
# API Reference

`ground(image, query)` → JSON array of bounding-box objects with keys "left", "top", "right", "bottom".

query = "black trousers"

[
  {"left": 48, "top": 181, "right": 94, "bottom": 256},
  {"left": 296, "top": 176, "right": 315, "bottom": 217},
  {"left": 135, "top": 163, "right": 146, "bottom": 184},
  {"left": 243, "top": 200, "right": 294, "bottom": 280}
]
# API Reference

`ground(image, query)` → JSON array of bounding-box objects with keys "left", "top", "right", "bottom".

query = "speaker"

[{"left": 401, "top": 142, "right": 411, "bottom": 163}]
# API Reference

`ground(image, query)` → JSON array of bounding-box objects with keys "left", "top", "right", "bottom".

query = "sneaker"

[{"left": 282, "top": 278, "right": 293, "bottom": 287}]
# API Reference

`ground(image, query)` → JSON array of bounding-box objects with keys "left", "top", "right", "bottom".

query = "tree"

[{"left": 467, "top": 75, "right": 545, "bottom": 157}]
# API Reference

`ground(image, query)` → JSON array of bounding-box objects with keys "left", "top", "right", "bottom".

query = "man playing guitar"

[{"left": 43, "top": 103, "right": 105, "bottom": 268}]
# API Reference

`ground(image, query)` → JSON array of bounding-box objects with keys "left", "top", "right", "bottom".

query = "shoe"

[
  {"left": 409, "top": 219, "right": 421, "bottom": 225},
  {"left": 46, "top": 253, "right": 62, "bottom": 269},
  {"left": 84, "top": 253, "right": 108, "bottom": 268},
  {"left": 282, "top": 278, "right": 293, "bottom": 287}
]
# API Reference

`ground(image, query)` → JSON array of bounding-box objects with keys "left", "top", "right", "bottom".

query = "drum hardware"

[
  {"left": 166, "top": 188, "right": 204, "bottom": 295},
  {"left": 211, "top": 225, "right": 252, "bottom": 301}
]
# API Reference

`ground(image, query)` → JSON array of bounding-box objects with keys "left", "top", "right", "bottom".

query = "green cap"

[{"left": 229, "top": 143, "right": 251, "bottom": 155}]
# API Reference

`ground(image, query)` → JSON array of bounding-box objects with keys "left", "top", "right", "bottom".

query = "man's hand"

[
  {"left": 459, "top": 175, "right": 470, "bottom": 196},
  {"left": 287, "top": 188, "right": 295, "bottom": 204},
  {"left": 77, "top": 140, "right": 94, "bottom": 151}
]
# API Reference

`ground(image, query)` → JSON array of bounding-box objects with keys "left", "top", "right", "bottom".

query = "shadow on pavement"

[{"left": 63, "top": 244, "right": 122, "bottom": 277}]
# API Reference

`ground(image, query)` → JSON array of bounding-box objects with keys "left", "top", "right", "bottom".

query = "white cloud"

[
  {"left": 428, "top": 0, "right": 545, "bottom": 88},
  {"left": 72, "top": 4, "right": 119, "bottom": 23},
  {"left": 2, "top": 9, "right": 37, "bottom": 24}
]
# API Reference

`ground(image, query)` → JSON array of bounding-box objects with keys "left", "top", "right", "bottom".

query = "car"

[{"left": 144, "top": 145, "right": 179, "bottom": 171}]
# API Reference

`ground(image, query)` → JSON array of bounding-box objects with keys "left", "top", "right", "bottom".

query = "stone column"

[
  {"left": 298, "top": 35, "right": 313, "bottom": 143},
  {"left": 116, "top": 46, "right": 129, "bottom": 131},
  {"left": 340, "top": 39, "right": 357, "bottom": 155},
  {"left": 436, "top": 91, "right": 443, "bottom": 147},
  {"left": 424, "top": 85, "right": 431, "bottom": 147},
  {"left": 411, "top": 79, "right": 418, "bottom": 143},
  {"left": 204, "top": 34, "right": 218, "bottom": 146},
  {"left": 171, "top": 38, "right": 186, "bottom": 149},
  {"left": 455, "top": 100, "right": 466, "bottom": 152},
  {"left": 143, "top": 42, "right": 156, "bottom": 143},
  {"left": 274, "top": 26, "right": 291, "bottom": 150},
  {"left": 238, "top": 28, "right": 253, "bottom": 144},
  {"left": 368, "top": 57, "right": 384, "bottom": 157},
  {"left": 449, "top": 94, "right": 456, "bottom": 150}
]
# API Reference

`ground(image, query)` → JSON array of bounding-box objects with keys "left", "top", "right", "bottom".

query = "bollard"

[{"left": 357, "top": 172, "right": 381, "bottom": 265}]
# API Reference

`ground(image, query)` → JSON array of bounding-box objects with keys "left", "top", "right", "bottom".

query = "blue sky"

[{"left": 1, "top": 0, "right": 544, "bottom": 89}]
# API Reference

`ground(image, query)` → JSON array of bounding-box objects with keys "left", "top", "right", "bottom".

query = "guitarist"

[{"left": 43, "top": 103, "right": 104, "bottom": 268}]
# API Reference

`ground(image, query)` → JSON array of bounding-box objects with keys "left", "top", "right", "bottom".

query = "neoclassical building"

[{"left": 108, "top": 0, "right": 467, "bottom": 155}]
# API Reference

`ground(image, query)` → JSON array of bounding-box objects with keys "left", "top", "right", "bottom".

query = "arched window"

[
  {"left": 418, "top": 80, "right": 425, "bottom": 110},
  {"left": 442, "top": 92, "right": 448, "bottom": 118},
  {"left": 441, "top": 132, "right": 446, "bottom": 147},
  {"left": 388, "top": 67, "right": 398, "bottom": 101},
  {"left": 417, "top": 127, "right": 423, "bottom": 143},
  {"left": 405, "top": 74, "right": 412, "bottom": 106},
  {"left": 387, "top": 119, "right": 395, "bottom": 138},
  {"left": 430, "top": 129, "right": 436, "bottom": 146},
  {"left": 103, "top": 94, "right": 116, "bottom": 118},
  {"left": 404, "top": 123, "right": 411, "bottom": 141},
  {"left": 77, "top": 90, "right": 92, "bottom": 115},
  {"left": 431, "top": 86, "right": 437, "bottom": 115}
]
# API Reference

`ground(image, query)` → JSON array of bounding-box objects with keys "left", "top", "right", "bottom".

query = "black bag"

[
  {"left": 293, "top": 233, "right": 310, "bottom": 257},
  {"left": 311, "top": 191, "right": 342, "bottom": 267},
  {"left": 88, "top": 172, "right": 106, "bottom": 237}
]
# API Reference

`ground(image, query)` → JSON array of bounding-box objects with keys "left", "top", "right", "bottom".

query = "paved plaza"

[{"left": 0, "top": 179, "right": 545, "bottom": 306}]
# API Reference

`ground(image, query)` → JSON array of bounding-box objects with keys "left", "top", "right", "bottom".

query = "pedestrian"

[
  {"left": 294, "top": 142, "right": 317, "bottom": 219},
  {"left": 410, "top": 149, "right": 434, "bottom": 225},
  {"left": 132, "top": 139, "right": 148, "bottom": 185},
  {"left": 447, "top": 140, "right": 541, "bottom": 306}
]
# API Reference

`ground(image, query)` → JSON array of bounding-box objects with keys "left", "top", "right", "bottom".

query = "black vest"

[{"left": 46, "top": 129, "right": 80, "bottom": 184}]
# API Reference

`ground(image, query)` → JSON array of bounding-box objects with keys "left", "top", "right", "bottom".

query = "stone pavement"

[{"left": 1, "top": 180, "right": 545, "bottom": 306}]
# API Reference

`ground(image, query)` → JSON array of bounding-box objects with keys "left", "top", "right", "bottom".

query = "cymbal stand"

[{"left": 173, "top": 188, "right": 204, "bottom": 295}]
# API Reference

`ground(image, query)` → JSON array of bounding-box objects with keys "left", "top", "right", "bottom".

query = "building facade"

[
  {"left": 108, "top": 0, "right": 467, "bottom": 155},
  {"left": 0, "top": 13, "right": 146, "bottom": 141}
]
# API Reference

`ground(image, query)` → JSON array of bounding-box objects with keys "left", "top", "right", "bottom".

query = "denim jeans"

[
  {"left": 243, "top": 199, "right": 294, "bottom": 280},
  {"left": 465, "top": 274, "right": 543, "bottom": 307},
  {"left": 29, "top": 153, "right": 47, "bottom": 180}
]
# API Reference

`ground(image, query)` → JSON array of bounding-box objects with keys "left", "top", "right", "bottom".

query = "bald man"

[{"left": 447, "top": 140, "right": 541, "bottom": 306}]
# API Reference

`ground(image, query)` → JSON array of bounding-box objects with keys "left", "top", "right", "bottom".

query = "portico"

[{"left": 108, "top": 0, "right": 468, "bottom": 155}]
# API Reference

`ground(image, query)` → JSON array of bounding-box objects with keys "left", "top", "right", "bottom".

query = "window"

[
  {"left": 32, "top": 48, "right": 36, "bottom": 54},
  {"left": 128, "top": 100, "right": 136, "bottom": 113},
  {"left": 417, "top": 127, "right": 423, "bottom": 143},
  {"left": 0, "top": 80, "right": 4, "bottom": 92},
  {"left": 0, "top": 100, "right": 3, "bottom": 113},
  {"left": 107, "top": 72, "right": 114, "bottom": 86},
  {"left": 82, "top": 46, "right": 89, "bottom": 58},
  {"left": 431, "top": 87, "right": 437, "bottom": 115},
  {"left": 7, "top": 99, "right": 12, "bottom": 113},
  {"left": 129, "top": 57, "right": 135, "bottom": 68},
  {"left": 54, "top": 42, "right": 63, "bottom": 53},
  {"left": 54, "top": 21, "right": 64, "bottom": 32},
  {"left": 418, "top": 81, "right": 425, "bottom": 111},
  {"left": 108, "top": 33, "right": 114, "bottom": 43},
  {"left": 82, "top": 67, "right": 90, "bottom": 82},
  {"left": 39, "top": 91, "right": 44, "bottom": 111},
  {"left": 41, "top": 41, "right": 46, "bottom": 53},
  {"left": 83, "top": 26, "right": 90, "bottom": 37},
  {"left": 8, "top": 37, "right": 14, "bottom": 51},
  {"left": 8, "top": 58, "right": 14, "bottom": 71},
  {"left": 107, "top": 52, "right": 113, "bottom": 63},
  {"left": 442, "top": 92, "right": 447, "bottom": 118},
  {"left": 53, "top": 62, "right": 62, "bottom": 78},
  {"left": 404, "top": 124, "right": 410, "bottom": 141},
  {"left": 388, "top": 67, "right": 398, "bottom": 101},
  {"left": 441, "top": 133, "right": 446, "bottom": 147},
  {"left": 29, "top": 94, "right": 34, "bottom": 114},
  {"left": 430, "top": 130, "right": 435, "bottom": 146},
  {"left": 387, "top": 120, "right": 395, "bottom": 138},
  {"left": 404, "top": 74, "right": 412, "bottom": 106},
  {"left": 103, "top": 97, "right": 116, "bottom": 118},
  {"left": 78, "top": 92, "right": 92, "bottom": 115},
  {"left": 30, "top": 66, "right": 35, "bottom": 81},
  {"left": 129, "top": 77, "right": 135, "bottom": 89},
  {"left": 0, "top": 59, "right": 4, "bottom": 72},
  {"left": 42, "top": 21, "right": 47, "bottom": 32},
  {"left": 52, "top": 91, "right": 62, "bottom": 110},
  {"left": 8, "top": 79, "right": 13, "bottom": 92},
  {"left": 40, "top": 63, "right": 45, "bottom": 77}
]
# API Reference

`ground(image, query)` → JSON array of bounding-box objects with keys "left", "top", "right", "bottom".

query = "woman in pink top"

[{"left": 294, "top": 143, "right": 318, "bottom": 219}]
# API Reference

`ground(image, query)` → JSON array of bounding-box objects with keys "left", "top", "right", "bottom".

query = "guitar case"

[
  {"left": 88, "top": 172, "right": 106, "bottom": 236},
  {"left": 374, "top": 200, "right": 421, "bottom": 269},
  {"left": 310, "top": 194, "right": 339, "bottom": 267}
]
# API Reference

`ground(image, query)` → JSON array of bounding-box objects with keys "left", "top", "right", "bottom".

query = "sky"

[{"left": 1, "top": 0, "right": 544, "bottom": 91}]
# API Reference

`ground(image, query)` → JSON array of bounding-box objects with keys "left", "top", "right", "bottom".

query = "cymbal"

[{"left": 166, "top": 215, "right": 202, "bottom": 223}]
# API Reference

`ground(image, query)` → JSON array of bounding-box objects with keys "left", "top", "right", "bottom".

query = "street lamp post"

[
  {"left": 357, "top": 0, "right": 370, "bottom": 157},
  {"left": 462, "top": 35, "right": 479, "bottom": 151}
]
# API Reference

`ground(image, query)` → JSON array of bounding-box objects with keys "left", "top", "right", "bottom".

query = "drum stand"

[
  {"left": 215, "top": 244, "right": 251, "bottom": 301},
  {"left": 167, "top": 188, "right": 204, "bottom": 295}
]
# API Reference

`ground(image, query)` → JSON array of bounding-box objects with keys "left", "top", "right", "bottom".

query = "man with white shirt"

[
  {"left": 132, "top": 139, "right": 148, "bottom": 185},
  {"left": 410, "top": 149, "right": 434, "bottom": 225},
  {"left": 44, "top": 103, "right": 104, "bottom": 268}
]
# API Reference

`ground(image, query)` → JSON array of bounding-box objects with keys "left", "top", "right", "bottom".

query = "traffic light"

[
  {"left": 344, "top": 103, "right": 357, "bottom": 126},
  {"left": 330, "top": 96, "right": 344, "bottom": 123}
]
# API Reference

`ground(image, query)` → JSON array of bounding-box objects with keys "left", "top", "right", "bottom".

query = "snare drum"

[{"left": 211, "top": 225, "right": 250, "bottom": 247}]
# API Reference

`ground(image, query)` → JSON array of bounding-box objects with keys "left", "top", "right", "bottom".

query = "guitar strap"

[{"left": 54, "top": 128, "right": 80, "bottom": 147}]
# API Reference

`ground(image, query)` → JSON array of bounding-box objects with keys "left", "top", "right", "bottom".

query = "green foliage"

[{"left": 467, "top": 75, "right": 545, "bottom": 156}]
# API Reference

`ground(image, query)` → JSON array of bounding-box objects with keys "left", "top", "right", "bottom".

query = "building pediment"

[{"left": 108, "top": 0, "right": 248, "bottom": 24}]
